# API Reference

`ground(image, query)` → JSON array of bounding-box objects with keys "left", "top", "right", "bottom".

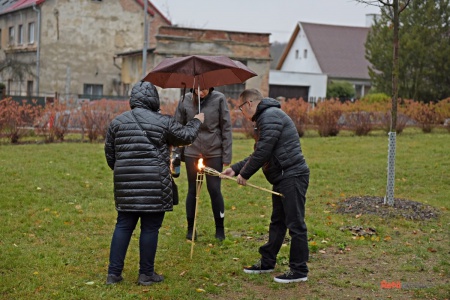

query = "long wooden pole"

[
  {"left": 190, "top": 171, "right": 204, "bottom": 259},
  {"left": 203, "top": 167, "right": 283, "bottom": 197}
]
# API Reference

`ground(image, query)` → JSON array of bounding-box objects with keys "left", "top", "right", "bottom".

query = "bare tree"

[
  {"left": 355, "top": 0, "right": 411, "bottom": 206},
  {"left": 0, "top": 56, "right": 35, "bottom": 82}
]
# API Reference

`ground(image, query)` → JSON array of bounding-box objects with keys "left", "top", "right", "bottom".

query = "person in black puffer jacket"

[
  {"left": 222, "top": 89, "right": 310, "bottom": 284},
  {"left": 104, "top": 81, "right": 204, "bottom": 286}
]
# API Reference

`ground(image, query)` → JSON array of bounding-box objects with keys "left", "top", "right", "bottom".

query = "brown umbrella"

[{"left": 143, "top": 55, "right": 257, "bottom": 89}]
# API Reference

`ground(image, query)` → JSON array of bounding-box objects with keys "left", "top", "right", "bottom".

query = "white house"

[{"left": 270, "top": 16, "right": 376, "bottom": 101}]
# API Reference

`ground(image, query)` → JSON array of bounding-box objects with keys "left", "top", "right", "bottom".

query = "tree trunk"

[{"left": 385, "top": 0, "right": 400, "bottom": 206}]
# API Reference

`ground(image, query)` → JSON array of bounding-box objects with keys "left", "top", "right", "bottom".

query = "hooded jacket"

[
  {"left": 173, "top": 89, "right": 232, "bottom": 164},
  {"left": 231, "top": 98, "right": 309, "bottom": 185},
  {"left": 104, "top": 81, "right": 202, "bottom": 212}
]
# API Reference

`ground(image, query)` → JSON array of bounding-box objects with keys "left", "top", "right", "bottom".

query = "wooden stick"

[
  {"left": 190, "top": 171, "right": 204, "bottom": 259},
  {"left": 203, "top": 167, "right": 284, "bottom": 197}
]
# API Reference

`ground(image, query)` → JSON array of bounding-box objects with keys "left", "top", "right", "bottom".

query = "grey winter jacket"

[
  {"left": 231, "top": 98, "right": 309, "bottom": 185},
  {"left": 104, "top": 81, "right": 202, "bottom": 212},
  {"left": 173, "top": 89, "right": 232, "bottom": 164}
]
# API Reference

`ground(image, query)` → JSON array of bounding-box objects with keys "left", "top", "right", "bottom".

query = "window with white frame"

[
  {"left": 303, "top": 49, "right": 308, "bottom": 59},
  {"left": 27, "top": 81, "right": 33, "bottom": 96},
  {"left": 28, "top": 22, "right": 35, "bottom": 44},
  {"left": 8, "top": 26, "right": 14, "bottom": 45},
  {"left": 18, "top": 25, "right": 23, "bottom": 45},
  {"left": 84, "top": 84, "right": 103, "bottom": 96}
]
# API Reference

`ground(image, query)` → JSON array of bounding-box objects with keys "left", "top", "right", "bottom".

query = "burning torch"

[{"left": 190, "top": 158, "right": 205, "bottom": 259}]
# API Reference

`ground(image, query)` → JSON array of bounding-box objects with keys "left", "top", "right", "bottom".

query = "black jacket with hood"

[
  {"left": 104, "top": 81, "right": 202, "bottom": 212},
  {"left": 231, "top": 98, "right": 309, "bottom": 185}
]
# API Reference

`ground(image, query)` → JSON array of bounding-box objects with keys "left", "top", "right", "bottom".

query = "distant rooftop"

[{"left": 0, "top": 0, "right": 45, "bottom": 15}]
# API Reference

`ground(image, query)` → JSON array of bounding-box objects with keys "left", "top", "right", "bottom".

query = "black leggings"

[{"left": 184, "top": 156, "right": 224, "bottom": 220}]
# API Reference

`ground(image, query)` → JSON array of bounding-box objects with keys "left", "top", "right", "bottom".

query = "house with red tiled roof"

[
  {"left": 270, "top": 17, "right": 376, "bottom": 101},
  {"left": 0, "top": 0, "right": 171, "bottom": 101},
  {"left": 0, "top": 0, "right": 271, "bottom": 103}
]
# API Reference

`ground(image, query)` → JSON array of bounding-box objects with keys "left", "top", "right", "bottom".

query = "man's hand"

[
  {"left": 236, "top": 174, "right": 247, "bottom": 186},
  {"left": 221, "top": 167, "right": 235, "bottom": 178},
  {"left": 194, "top": 113, "right": 204, "bottom": 123}
]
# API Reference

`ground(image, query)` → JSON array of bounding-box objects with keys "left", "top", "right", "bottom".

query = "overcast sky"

[{"left": 151, "top": 0, "right": 381, "bottom": 43}]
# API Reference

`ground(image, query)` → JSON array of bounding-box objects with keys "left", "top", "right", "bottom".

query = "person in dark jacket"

[
  {"left": 222, "top": 88, "right": 310, "bottom": 284},
  {"left": 104, "top": 81, "right": 204, "bottom": 286},
  {"left": 173, "top": 87, "right": 232, "bottom": 241}
]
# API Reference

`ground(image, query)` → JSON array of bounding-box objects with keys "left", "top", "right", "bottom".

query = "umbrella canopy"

[{"left": 143, "top": 55, "right": 257, "bottom": 89}]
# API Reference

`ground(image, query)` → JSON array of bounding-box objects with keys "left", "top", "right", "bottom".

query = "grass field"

[{"left": 0, "top": 129, "right": 449, "bottom": 300}]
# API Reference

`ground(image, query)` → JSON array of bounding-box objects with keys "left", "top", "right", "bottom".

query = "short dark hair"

[{"left": 239, "top": 88, "right": 263, "bottom": 103}]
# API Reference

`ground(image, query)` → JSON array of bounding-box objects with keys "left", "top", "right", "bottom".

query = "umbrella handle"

[
  {"left": 181, "top": 82, "right": 186, "bottom": 102},
  {"left": 197, "top": 86, "right": 201, "bottom": 113},
  {"left": 192, "top": 78, "right": 201, "bottom": 114}
]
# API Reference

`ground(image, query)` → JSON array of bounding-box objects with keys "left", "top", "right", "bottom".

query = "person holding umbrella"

[
  {"left": 222, "top": 88, "right": 310, "bottom": 283},
  {"left": 104, "top": 81, "right": 204, "bottom": 285},
  {"left": 173, "top": 87, "right": 232, "bottom": 241}
]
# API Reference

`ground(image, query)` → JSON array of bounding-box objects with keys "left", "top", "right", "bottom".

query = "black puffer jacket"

[
  {"left": 105, "top": 81, "right": 202, "bottom": 212},
  {"left": 231, "top": 98, "right": 309, "bottom": 185}
]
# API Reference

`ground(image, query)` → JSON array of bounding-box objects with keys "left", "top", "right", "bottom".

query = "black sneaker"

[
  {"left": 137, "top": 273, "right": 164, "bottom": 286},
  {"left": 106, "top": 274, "right": 123, "bottom": 285},
  {"left": 274, "top": 270, "right": 307, "bottom": 283},
  {"left": 215, "top": 227, "right": 225, "bottom": 241},
  {"left": 243, "top": 259, "right": 274, "bottom": 274}
]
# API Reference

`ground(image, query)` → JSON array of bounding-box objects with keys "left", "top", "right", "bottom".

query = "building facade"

[
  {"left": 118, "top": 26, "right": 271, "bottom": 102},
  {"left": 0, "top": 0, "right": 171, "bottom": 102}
]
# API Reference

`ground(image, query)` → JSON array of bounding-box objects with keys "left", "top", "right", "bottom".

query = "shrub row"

[
  {"left": 0, "top": 97, "right": 449, "bottom": 143},
  {"left": 0, "top": 98, "right": 128, "bottom": 143}
]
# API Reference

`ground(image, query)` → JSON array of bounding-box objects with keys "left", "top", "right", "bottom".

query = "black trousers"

[
  {"left": 184, "top": 156, "right": 224, "bottom": 222},
  {"left": 259, "top": 175, "right": 309, "bottom": 276}
]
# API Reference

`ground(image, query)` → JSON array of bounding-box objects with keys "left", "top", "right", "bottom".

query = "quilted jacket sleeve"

[
  {"left": 238, "top": 108, "right": 283, "bottom": 180},
  {"left": 104, "top": 121, "right": 116, "bottom": 170},
  {"left": 166, "top": 117, "right": 202, "bottom": 147}
]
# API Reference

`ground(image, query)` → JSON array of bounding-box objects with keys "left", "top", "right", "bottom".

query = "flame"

[{"left": 197, "top": 158, "right": 205, "bottom": 171}]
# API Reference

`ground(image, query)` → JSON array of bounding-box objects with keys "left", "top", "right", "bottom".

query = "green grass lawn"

[{"left": 0, "top": 130, "right": 449, "bottom": 300}]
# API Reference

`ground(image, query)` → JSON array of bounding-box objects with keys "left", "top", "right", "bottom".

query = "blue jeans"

[
  {"left": 108, "top": 211, "right": 165, "bottom": 276},
  {"left": 259, "top": 175, "right": 309, "bottom": 276}
]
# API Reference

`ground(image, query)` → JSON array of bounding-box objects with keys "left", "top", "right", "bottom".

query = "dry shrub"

[
  {"left": 80, "top": 99, "right": 128, "bottom": 142},
  {"left": 160, "top": 100, "right": 178, "bottom": 116},
  {"left": 310, "top": 99, "right": 343, "bottom": 137},
  {"left": 0, "top": 98, "right": 42, "bottom": 143},
  {"left": 281, "top": 98, "right": 310, "bottom": 137},
  {"left": 368, "top": 100, "right": 408, "bottom": 134},
  {"left": 435, "top": 98, "right": 450, "bottom": 132},
  {"left": 404, "top": 100, "right": 441, "bottom": 133},
  {"left": 341, "top": 101, "right": 375, "bottom": 136},
  {"left": 34, "top": 102, "right": 72, "bottom": 142},
  {"left": 380, "top": 112, "right": 409, "bottom": 134},
  {"left": 227, "top": 98, "right": 254, "bottom": 138},
  {"left": 227, "top": 98, "right": 241, "bottom": 128}
]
